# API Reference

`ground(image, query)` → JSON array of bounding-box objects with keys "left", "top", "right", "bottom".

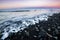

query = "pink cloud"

[{"left": 0, "top": 0, "right": 60, "bottom": 9}]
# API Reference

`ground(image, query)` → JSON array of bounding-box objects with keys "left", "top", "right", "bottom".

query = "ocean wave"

[{"left": 0, "top": 12, "right": 60, "bottom": 40}]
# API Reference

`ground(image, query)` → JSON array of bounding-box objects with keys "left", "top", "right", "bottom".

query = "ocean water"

[{"left": 0, "top": 9, "right": 60, "bottom": 40}]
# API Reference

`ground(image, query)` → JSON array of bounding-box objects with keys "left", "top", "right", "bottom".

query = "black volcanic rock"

[{"left": 4, "top": 13, "right": 60, "bottom": 40}]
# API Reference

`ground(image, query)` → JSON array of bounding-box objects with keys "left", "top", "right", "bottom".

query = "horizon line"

[{"left": 0, "top": 7, "right": 60, "bottom": 12}]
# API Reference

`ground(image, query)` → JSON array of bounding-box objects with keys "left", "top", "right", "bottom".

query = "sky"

[{"left": 0, "top": 0, "right": 60, "bottom": 9}]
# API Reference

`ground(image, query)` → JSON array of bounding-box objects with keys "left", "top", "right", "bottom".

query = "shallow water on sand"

[{"left": 0, "top": 9, "right": 60, "bottom": 40}]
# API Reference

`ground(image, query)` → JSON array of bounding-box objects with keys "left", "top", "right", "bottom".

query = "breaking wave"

[{"left": 0, "top": 11, "right": 59, "bottom": 40}]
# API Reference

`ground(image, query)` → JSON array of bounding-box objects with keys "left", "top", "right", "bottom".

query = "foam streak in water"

[{"left": 0, "top": 11, "right": 59, "bottom": 40}]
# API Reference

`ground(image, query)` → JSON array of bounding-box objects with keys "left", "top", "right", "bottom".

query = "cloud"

[{"left": 0, "top": 0, "right": 60, "bottom": 9}]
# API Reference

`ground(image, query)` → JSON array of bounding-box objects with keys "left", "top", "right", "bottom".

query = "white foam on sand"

[{"left": 0, "top": 9, "right": 60, "bottom": 40}]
